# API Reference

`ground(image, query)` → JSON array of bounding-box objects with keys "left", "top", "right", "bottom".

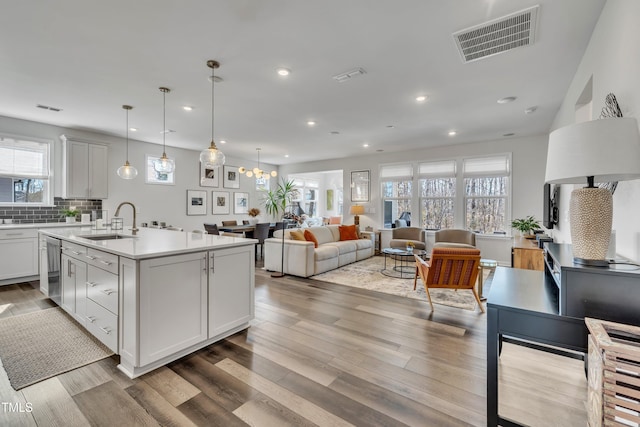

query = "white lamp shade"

[{"left": 545, "top": 118, "right": 640, "bottom": 184}]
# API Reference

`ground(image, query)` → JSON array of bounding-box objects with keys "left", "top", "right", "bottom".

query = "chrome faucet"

[{"left": 114, "top": 201, "right": 138, "bottom": 234}]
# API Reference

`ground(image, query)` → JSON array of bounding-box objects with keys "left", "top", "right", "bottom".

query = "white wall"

[
  {"left": 0, "top": 115, "right": 277, "bottom": 231},
  {"left": 550, "top": 0, "right": 640, "bottom": 261},
  {"left": 278, "top": 134, "right": 549, "bottom": 234}
]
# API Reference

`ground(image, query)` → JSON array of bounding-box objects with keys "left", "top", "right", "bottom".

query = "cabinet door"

[
  {"left": 139, "top": 252, "right": 208, "bottom": 366},
  {"left": 66, "top": 140, "right": 89, "bottom": 198},
  {"left": 0, "top": 236, "right": 38, "bottom": 281},
  {"left": 61, "top": 254, "right": 87, "bottom": 324},
  {"left": 208, "top": 246, "right": 255, "bottom": 338},
  {"left": 88, "top": 143, "right": 108, "bottom": 199},
  {"left": 39, "top": 237, "right": 48, "bottom": 295}
]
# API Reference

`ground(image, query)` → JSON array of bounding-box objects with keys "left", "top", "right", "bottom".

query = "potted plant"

[
  {"left": 511, "top": 215, "right": 541, "bottom": 238},
  {"left": 262, "top": 179, "right": 299, "bottom": 278},
  {"left": 248, "top": 207, "right": 261, "bottom": 225},
  {"left": 61, "top": 208, "right": 79, "bottom": 223}
]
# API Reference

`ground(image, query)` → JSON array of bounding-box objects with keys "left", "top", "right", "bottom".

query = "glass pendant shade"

[
  {"left": 200, "top": 141, "right": 225, "bottom": 166},
  {"left": 117, "top": 161, "right": 138, "bottom": 179},
  {"left": 154, "top": 153, "right": 175, "bottom": 173},
  {"left": 117, "top": 105, "right": 138, "bottom": 179}
]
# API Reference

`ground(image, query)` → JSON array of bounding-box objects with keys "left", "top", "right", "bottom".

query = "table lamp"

[
  {"left": 545, "top": 117, "right": 640, "bottom": 266},
  {"left": 350, "top": 205, "right": 365, "bottom": 225}
]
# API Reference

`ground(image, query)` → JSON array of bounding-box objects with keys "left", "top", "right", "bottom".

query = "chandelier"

[
  {"left": 239, "top": 148, "right": 277, "bottom": 179},
  {"left": 199, "top": 60, "right": 225, "bottom": 167}
]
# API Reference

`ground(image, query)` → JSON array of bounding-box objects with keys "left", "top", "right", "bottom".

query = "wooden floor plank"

[
  {"left": 176, "top": 392, "right": 249, "bottom": 427},
  {"left": 232, "top": 396, "right": 318, "bottom": 427},
  {"left": 57, "top": 361, "right": 112, "bottom": 396},
  {"left": 20, "top": 377, "right": 90, "bottom": 427},
  {"left": 126, "top": 381, "right": 199, "bottom": 427},
  {"left": 141, "top": 366, "right": 201, "bottom": 407}
]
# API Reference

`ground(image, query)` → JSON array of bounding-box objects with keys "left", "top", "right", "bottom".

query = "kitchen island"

[{"left": 39, "top": 226, "right": 256, "bottom": 378}]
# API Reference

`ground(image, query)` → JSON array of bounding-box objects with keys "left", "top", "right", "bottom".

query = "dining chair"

[
  {"left": 414, "top": 247, "right": 483, "bottom": 313},
  {"left": 203, "top": 223, "right": 220, "bottom": 235},
  {"left": 222, "top": 220, "right": 238, "bottom": 226},
  {"left": 242, "top": 220, "right": 250, "bottom": 225},
  {"left": 253, "top": 222, "right": 271, "bottom": 260},
  {"left": 165, "top": 226, "right": 184, "bottom": 231}
]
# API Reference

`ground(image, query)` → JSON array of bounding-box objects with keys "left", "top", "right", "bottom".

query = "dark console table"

[{"left": 487, "top": 243, "right": 640, "bottom": 426}]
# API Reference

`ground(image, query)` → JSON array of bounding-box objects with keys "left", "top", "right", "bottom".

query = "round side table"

[{"left": 478, "top": 258, "right": 497, "bottom": 301}]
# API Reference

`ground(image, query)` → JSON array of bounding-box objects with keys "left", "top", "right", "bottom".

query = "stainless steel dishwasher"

[{"left": 41, "top": 235, "right": 61, "bottom": 305}]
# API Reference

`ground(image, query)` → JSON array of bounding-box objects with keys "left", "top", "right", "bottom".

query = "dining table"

[{"left": 218, "top": 223, "right": 277, "bottom": 238}]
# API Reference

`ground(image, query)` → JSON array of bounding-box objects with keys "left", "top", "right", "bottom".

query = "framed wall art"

[
  {"left": 212, "top": 191, "right": 230, "bottom": 215},
  {"left": 223, "top": 165, "right": 240, "bottom": 189},
  {"left": 145, "top": 154, "right": 175, "bottom": 185},
  {"left": 234, "top": 192, "right": 249, "bottom": 214},
  {"left": 186, "top": 190, "right": 207, "bottom": 215},
  {"left": 350, "top": 170, "right": 370, "bottom": 202},
  {"left": 200, "top": 163, "right": 220, "bottom": 187}
]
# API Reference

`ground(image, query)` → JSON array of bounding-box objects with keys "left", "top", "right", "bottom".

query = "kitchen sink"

[{"left": 79, "top": 234, "right": 136, "bottom": 241}]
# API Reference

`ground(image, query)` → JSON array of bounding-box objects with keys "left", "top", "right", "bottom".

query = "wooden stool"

[{"left": 478, "top": 258, "right": 497, "bottom": 301}]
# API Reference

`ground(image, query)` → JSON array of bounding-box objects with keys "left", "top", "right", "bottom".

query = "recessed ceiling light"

[
  {"left": 448, "top": 131, "right": 457, "bottom": 136},
  {"left": 363, "top": 143, "right": 369, "bottom": 148},
  {"left": 129, "top": 127, "right": 138, "bottom": 132},
  {"left": 416, "top": 95, "right": 427, "bottom": 102},
  {"left": 524, "top": 106, "right": 538, "bottom": 114},
  {"left": 497, "top": 96, "right": 517, "bottom": 104},
  {"left": 219, "top": 140, "right": 227, "bottom": 144},
  {"left": 307, "top": 121, "right": 316, "bottom": 126},
  {"left": 276, "top": 67, "right": 291, "bottom": 76},
  {"left": 284, "top": 154, "right": 289, "bottom": 158},
  {"left": 183, "top": 106, "right": 193, "bottom": 111}
]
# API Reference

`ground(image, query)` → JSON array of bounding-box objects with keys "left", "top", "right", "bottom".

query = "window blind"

[
  {"left": 380, "top": 164, "right": 413, "bottom": 179},
  {"left": 0, "top": 138, "right": 50, "bottom": 179},
  {"left": 463, "top": 155, "right": 510, "bottom": 176},
  {"left": 419, "top": 160, "right": 456, "bottom": 177}
]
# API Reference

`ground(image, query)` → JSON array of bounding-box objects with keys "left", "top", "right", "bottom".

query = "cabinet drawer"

[
  {"left": 0, "top": 228, "right": 38, "bottom": 240},
  {"left": 86, "top": 299, "right": 118, "bottom": 352},
  {"left": 85, "top": 248, "right": 118, "bottom": 274},
  {"left": 86, "top": 265, "right": 118, "bottom": 314},
  {"left": 61, "top": 241, "right": 87, "bottom": 260}
]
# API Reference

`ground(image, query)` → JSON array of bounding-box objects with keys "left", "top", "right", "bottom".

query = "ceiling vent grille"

[
  {"left": 332, "top": 67, "right": 367, "bottom": 83},
  {"left": 36, "top": 104, "right": 63, "bottom": 112},
  {"left": 453, "top": 5, "right": 539, "bottom": 63}
]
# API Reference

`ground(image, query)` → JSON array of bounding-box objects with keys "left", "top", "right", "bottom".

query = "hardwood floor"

[{"left": 0, "top": 265, "right": 587, "bottom": 426}]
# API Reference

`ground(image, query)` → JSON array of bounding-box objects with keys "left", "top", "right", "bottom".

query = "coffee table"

[{"left": 381, "top": 248, "right": 427, "bottom": 278}]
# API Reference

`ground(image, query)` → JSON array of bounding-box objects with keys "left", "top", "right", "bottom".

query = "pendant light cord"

[
  {"left": 211, "top": 66, "right": 215, "bottom": 143},
  {"left": 163, "top": 89, "right": 166, "bottom": 155},
  {"left": 125, "top": 108, "right": 129, "bottom": 160}
]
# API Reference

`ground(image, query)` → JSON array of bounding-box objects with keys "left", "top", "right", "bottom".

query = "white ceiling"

[{"left": 0, "top": 0, "right": 605, "bottom": 165}]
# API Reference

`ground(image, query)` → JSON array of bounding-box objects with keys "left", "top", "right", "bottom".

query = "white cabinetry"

[
  {"left": 60, "top": 135, "right": 108, "bottom": 199},
  {"left": 0, "top": 229, "right": 38, "bottom": 283},
  {"left": 138, "top": 252, "right": 208, "bottom": 366},
  {"left": 61, "top": 246, "right": 87, "bottom": 324},
  {"left": 209, "top": 246, "right": 255, "bottom": 338}
]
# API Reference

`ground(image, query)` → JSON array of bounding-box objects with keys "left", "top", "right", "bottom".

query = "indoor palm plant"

[
  {"left": 263, "top": 179, "right": 298, "bottom": 278},
  {"left": 511, "top": 215, "right": 541, "bottom": 237}
]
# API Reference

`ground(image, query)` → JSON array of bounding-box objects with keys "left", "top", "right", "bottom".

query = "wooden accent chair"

[
  {"left": 203, "top": 223, "right": 220, "bottom": 235},
  {"left": 414, "top": 247, "right": 484, "bottom": 313},
  {"left": 222, "top": 220, "right": 238, "bottom": 226}
]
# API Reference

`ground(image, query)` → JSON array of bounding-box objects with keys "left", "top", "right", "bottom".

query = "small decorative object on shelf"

[
  {"left": 248, "top": 207, "right": 260, "bottom": 224},
  {"left": 61, "top": 207, "right": 79, "bottom": 223}
]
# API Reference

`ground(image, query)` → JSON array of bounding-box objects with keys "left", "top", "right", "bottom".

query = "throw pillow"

[
  {"left": 338, "top": 224, "right": 359, "bottom": 241},
  {"left": 303, "top": 229, "right": 319, "bottom": 248},
  {"left": 289, "top": 230, "right": 306, "bottom": 241}
]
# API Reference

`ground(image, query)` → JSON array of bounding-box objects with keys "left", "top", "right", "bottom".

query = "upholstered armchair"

[
  {"left": 390, "top": 227, "right": 426, "bottom": 250},
  {"left": 414, "top": 247, "right": 483, "bottom": 313},
  {"left": 433, "top": 228, "right": 476, "bottom": 249}
]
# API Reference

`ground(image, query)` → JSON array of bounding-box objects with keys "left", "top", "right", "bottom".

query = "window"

[
  {"left": 0, "top": 136, "right": 51, "bottom": 205},
  {"left": 419, "top": 160, "right": 456, "bottom": 229},
  {"left": 463, "top": 156, "right": 510, "bottom": 233},
  {"left": 380, "top": 164, "right": 412, "bottom": 228},
  {"left": 291, "top": 178, "right": 318, "bottom": 217}
]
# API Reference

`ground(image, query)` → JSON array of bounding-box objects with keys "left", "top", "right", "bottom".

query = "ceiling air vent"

[
  {"left": 453, "top": 5, "right": 539, "bottom": 63},
  {"left": 36, "top": 104, "right": 63, "bottom": 112},
  {"left": 332, "top": 67, "right": 367, "bottom": 83}
]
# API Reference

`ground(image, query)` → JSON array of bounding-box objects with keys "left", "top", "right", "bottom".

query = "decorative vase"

[
  {"left": 65, "top": 217, "right": 76, "bottom": 223},
  {"left": 249, "top": 218, "right": 259, "bottom": 225},
  {"left": 406, "top": 246, "right": 413, "bottom": 253}
]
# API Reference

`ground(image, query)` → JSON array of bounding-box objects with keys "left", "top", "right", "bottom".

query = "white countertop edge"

[{"left": 0, "top": 222, "right": 87, "bottom": 230}]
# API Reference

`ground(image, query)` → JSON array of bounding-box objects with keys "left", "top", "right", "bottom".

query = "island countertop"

[{"left": 39, "top": 226, "right": 256, "bottom": 260}]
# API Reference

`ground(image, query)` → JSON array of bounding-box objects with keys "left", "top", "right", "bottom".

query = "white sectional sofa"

[{"left": 264, "top": 225, "right": 375, "bottom": 278}]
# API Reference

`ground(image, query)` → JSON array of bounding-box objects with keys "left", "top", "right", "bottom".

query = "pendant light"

[
  {"left": 116, "top": 105, "right": 138, "bottom": 179},
  {"left": 153, "top": 87, "right": 175, "bottom": 174},
  {"left": 199, "top": 60, "right": 225, "bottom": 167},
  {"left": 239, "top": 148, "right": 277, "bottom": 179}
]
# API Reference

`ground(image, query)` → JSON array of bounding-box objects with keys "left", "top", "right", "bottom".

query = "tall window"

[
  {"left": 291, "top": 178, "right": 319, "bottom": 217},
  {"left": 463, "top": 156, "right": 510, "bottom": 233},
  {"left": 380, "top": 164, "right": 412, "bottom": 228},
  {"left": 0, "top": 136, "right": 51, "bottom": 205},
  {"left": 419, "top": 160, "right": 456, "bottom": 229}
]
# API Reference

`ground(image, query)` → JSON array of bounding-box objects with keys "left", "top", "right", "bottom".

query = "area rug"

[
  {"left": 312, "top": 256, "right": 491, "bottom": 310},
  {"left": 0, "top": 307, "right": 113, "bottom": 390}
]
